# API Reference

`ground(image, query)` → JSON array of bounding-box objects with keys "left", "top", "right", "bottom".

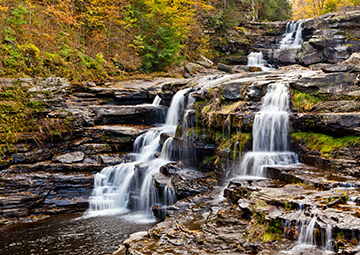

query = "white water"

[
  {"left": 86, "top": 89, "right": 190, "bottom": 217},
  {"left": 237, "top": 82, "right": 298, "bottom": 177},
  {"left": 247, "top": 52, "right": 273, "bottom": 71},
  {"left": 152, "top": 95, "right": 162, "bottom": 106},
  {"left": 279, "top": 20, "right": 305, "bottom": 49}
]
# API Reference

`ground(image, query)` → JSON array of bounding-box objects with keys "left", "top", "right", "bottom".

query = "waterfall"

[
  {"left": 279, "top": 20, "right": 305, "bottom": 49},
  {"left": 298, "top": 217, "right": 317, "bottom": 245},
  {"left": 86, "top": 89, "right": 190, "bottom": 216},
  {"left": 247, "top": 52, "right": 273, "bottom": 71},
  {"left": 325, "top": 224, "right": 333, "bottom": 251},
  {"left": 152, "top": 95, "right": 162, "bottom": 106},
  {"left": 237, "top": 82, "right": 298, "bottom": 177}
]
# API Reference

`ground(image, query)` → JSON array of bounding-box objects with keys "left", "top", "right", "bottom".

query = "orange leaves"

[{"left": 45, "top": 0, "right": 77, "bottom": 26}]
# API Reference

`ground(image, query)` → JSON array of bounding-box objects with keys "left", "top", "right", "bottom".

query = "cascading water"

[
  {"left": 152, "top": 95, "right": 162, "bottom": 106},
  {"left": 237, "top": 82, "right": 298, "bottom": 177},
  {"left": 279, "top": 20, "right": 305, "bottom": 49},
  {"left": 247, "top": 52, "right": 272, "bottom": 71},
  {"left": 87, "top": 89, "right": 190, "bottom": 216}
]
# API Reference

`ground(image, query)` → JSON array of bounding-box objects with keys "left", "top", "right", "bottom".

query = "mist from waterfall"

[
  {"left": 86, "top": 89, "right": 190, "bottom": 217},
  {"left": 237, "top": 82, "right": 298, "bottom": 177}
]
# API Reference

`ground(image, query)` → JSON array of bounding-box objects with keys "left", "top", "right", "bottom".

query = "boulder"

[
  {"left": 218, "top": 63, "right": 234, "bottom": 74},
  {"left": 290, "top": 71, "right": 357, "bottom": 94},
  {"left": 267, "top": 48, "right": 299, "bottom": 65},
  {"left": 220, "top": 82, "right": 247, "bottom": 100},
  {"left": 184, "top": 62, "right": 205, "bottom": 75},
  {"left": 296, "top": 42, "right": 324, "bottom": 65},
  {"left": 343, "top": 52, "right": 360, "bottom": 66},
  {"left": 196, "top": 55, "right": 213, "bottom": 68}
]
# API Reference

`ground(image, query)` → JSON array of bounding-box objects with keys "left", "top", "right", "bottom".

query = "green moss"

[
  {"left": 0, "top": 82, "right": 71, "bottom": 155},
  {"left": 292, "top": 90, "right": 323, "bottom": 112},
  {"left": 292, "top": 132, "right": 360, "bottom": 158}
]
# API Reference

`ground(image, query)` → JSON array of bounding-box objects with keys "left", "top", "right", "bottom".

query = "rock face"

[{"left": 0, "top": 77, "right": 193, "bottom": 225}]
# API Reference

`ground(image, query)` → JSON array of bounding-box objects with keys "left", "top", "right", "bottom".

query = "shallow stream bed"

[{"left": 0, "top": 212, "right": 157, "bottom": 255}]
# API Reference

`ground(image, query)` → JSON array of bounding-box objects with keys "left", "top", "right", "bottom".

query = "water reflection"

[{"left": 0, "top": 213, "right": 156, "bottom": 255}]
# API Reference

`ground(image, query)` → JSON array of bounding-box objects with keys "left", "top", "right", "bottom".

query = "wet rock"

[
  {"left": 171, "top": 169, "right": 214, "bottom": 198},
  {"left": 53, "top": 151, "right": 85, "bottom": 164},
  {"left": 160, "top": 162, "right": 181, "bottom": 176}
]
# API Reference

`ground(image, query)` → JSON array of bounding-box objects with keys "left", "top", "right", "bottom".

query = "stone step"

[
  {"left": 90, "top": 105, "right": 167, "bottom": 125},
  {"left": 84, "top": 124, "right": 150, "bottom": 137},
  {"left": 265, "top": 164, "right": 360, "bottom": 189}
]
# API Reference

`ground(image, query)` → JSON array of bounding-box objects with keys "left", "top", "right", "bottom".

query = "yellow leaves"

[
  {"left": 293, "top": 0, "right": 359, "bottom": 19},
  {"left": 0, "top": 6, "right": 9, "bottom": 13}
]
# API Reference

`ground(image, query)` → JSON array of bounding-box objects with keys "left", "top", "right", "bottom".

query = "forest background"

[{"left": 0, "top": 0, "right": 359, "bottom": 81}]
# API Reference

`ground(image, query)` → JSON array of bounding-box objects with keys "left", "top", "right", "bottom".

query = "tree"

[{"left": 125, "top": 0, "right": 212, "bottom": 71}]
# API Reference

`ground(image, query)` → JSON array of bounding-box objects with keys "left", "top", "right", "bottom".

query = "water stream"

[
  {"left": 0, "top": 213, "right": 156, "bottom": 255},
  {"left": 237, "top": 82, "right": 298, "bottom": 177},
  {"left": 87, "top": 89, "right": 190, "bottom": 217},
  {"left": 279, "top": 20, "right": 305, "bottom": 49},
  {"left": 247, "top": 52, "right": 273, "bottom": 71}
]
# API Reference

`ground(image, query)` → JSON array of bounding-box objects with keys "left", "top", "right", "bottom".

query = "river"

[{"left": 0, "top": 212, "right": 157, "bottom": 255}]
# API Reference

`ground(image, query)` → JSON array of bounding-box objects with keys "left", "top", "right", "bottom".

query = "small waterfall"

[
  {"left": 179, "top": 92, "right": 197, "bottom": 166},
  {"left": 325, "top": 224, "right": 333, "bottom": 251},
  {"left": 279, "top": 20, "right": 305, "bottom": 49},
  {"left": 247, "top": 52, "right": 272, "bottom": 71},
  {"left": 238, "top": 82, "right": 298, "bottom": 177},
  {"left": 161, "top": 137, "right": 173, "bottom": 160},
  {"left": 87, "top": 89, "right": 190, "bottom": 216},
  {"left": 298, "top": 217, "right": 317, "bottom": 245},
  {"left": 152, "top": 95, "right": 162, "bottom": 106}
]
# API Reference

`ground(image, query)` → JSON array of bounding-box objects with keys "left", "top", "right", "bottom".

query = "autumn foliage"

[
  {"left": 0, "top": 0, "right": 292, "bottom": 80},
  {"left": 292, "top": 0, "right": 360, "bottom": 19}
]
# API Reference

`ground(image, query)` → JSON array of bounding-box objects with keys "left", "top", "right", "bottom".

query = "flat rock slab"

[
  {"left": 90, "top": 105, "right": 167, "bottom": 125},
  {"left": 290, "top": 71, "right": 357, "bottom": 94},
  {"left": 293, "top": 112, "right": 360, "bottom": 135},
  {"left": 265, "top": 164, "right": 360, "bottom": 189},
  {"left": 85, "top": 125, "right": 148, "bottom": 137},
  {"left": 53, "top": 151, "right": 85, "bottom": 164}
]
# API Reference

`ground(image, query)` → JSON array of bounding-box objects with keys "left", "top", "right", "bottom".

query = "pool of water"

[{"left": 0, "top": 212, "right": 157, "bottom": 255}]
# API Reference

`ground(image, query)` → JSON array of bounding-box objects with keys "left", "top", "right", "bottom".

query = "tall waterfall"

[
  {"left": 87, "top": 89, "right": 190, "bottom": 216},
  {"left": 279, "top": 20, "right": 305, "bottom": 49},
  {"left": 238, "top": 82, "right": 298, "bottom": 177}
]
